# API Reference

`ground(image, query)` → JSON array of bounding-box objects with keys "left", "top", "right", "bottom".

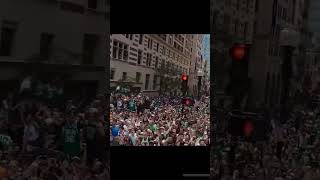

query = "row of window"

[
  {"left": 212, "top": 11, "right": 251, "bottom": 40},
  {"left": 156, "top": 34, "right": 191, "bottom": 57},
  {"left": 110, "top": 70, "right": 158, "bottom": 90},
  {"left": 112, "top": 40, "right": 129, "bottom": 60},
  {"left": 124, "top": 34, "right": 134, "bottom": 40},
  {"left": 278, "top": 0, "right": 299, "bottom": 25},
  {"left": 111, "top": 36, "right": 190, "bottom": 67},
  {"left": 277, "top": 5, "right": 292, "bottom": 23},
  {"left": 268, "top": 43, "right": 281, "bottom": 57},
  {"left": 0, "top": 21, "right": 98, "bottom": 64},
  {"left": 157, "top": 34, "right": 167, "bottom": 41},
  {"left": 174, "top": 34, "right": 185, "bottom": 44},
  {"left": 213, "top": 0, "right": 301, "bottom": 37},
  {"left": 185, "top": 34, "right": 194, "bottom": 41},
  {"left": 173, "top": 41, "right": 184, "bottom": 53},
  {"left": 232, "top": 19, "right": 249, "bottom": 39},
  {"left": 111, "top": 39, "right": 188, "bottom": 74},
  {"left": 226, "top": 0, "right": 254, "bottom": 14},
  {"left": 214, "top": 1, "right": 299, "bottom": 39},
  {"left": 306, "top": 55, "right": 320, "bottom": 69},
  {"left": 265, "top": 73, "right": 281, "bottom": 106},
  {"left": 123, "top": 34, "right": 144, "bottom": 45},
  {"left": 59, "top": 0, "right": 99, "bottom": 14}
]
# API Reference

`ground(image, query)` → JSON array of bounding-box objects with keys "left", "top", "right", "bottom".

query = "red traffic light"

[
  {"left": 186, "top": 99, "right": 190, "bottom": 105},
  {"left": 230, "top": 44, "right": 246, "bottom": 61},
  {"left": 182, "top": 98, "right": 193, "bottom": 106},
  {"left": 182, "top": 74, "right": 187, "bottom": 81},
  {"left": 243, "top": 119, "right": 254, "bottom": 137}
]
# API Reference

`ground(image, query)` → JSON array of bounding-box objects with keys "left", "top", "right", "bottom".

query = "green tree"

[
  {"left": 114, "top": 76, "right": 136, "bottom": 94},
  {"left": 155, "top": 61, "right": 181, "bottom": 95}
]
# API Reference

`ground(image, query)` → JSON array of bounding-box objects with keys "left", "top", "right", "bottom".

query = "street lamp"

[
  {"left": 197, "top": 69, "right": 204, "bottom": 100},
  {"left": 279, "top": 27, "right": 299, "bottom": 123}
]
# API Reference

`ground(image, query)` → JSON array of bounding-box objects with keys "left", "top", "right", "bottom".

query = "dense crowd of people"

[
  {"left": 212, "top": 93, "right": 320, "bottom": 179},
  {"left": 0, "top": 76, "right": 109, "bottom": 179},
  {"left": 110, "top": 93, "right": 210, "bottom": 146}
]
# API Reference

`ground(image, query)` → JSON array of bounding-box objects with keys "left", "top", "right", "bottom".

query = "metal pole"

[
  {"left": 280, "top": 46, "right": 293, "bottom": 124},
  {"left": 198, "top": 76, "right": 202, "bottom": 100}
]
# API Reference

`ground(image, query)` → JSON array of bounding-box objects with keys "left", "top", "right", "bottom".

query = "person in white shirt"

[
  {"left": 22, "top": 113, "right": 40, "bottom": 153},
  {"left": 20, "top": 76, "right": 32, "bottom": 94},
  {"left": 128, "top": 129, "right": 137, "bottom": 146},
  {"left": 117, "top": 99, "right": 122, "bottom": 111}
]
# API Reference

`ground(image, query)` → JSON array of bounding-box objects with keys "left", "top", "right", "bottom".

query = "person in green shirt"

[
  {"left": 60, "top": 111, "right": 81, "bottom": 160},
  {"left": 0, "top": 134, "right": 12, "bottom": 150},
  {"left": 128, "top": 99, "right": 136, "bottom": 112},
  {"left": 149, "top": 123, "right": 157, "bottom": 133},
  {"left": 84, "top": 109, "right": 107, "bottom": 166}
]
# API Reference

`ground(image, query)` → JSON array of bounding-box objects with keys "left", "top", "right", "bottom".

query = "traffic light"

[
  {"left": 181, "top": 97, "right": 194, "bottom": 106},
  {"left": 182, "top": 74, "right": 187, "bottom": 81},
  {"left": 228, "top": 111, "right": 252, "bottom": 137},
  {"left": 181, "top": 74, "right": 188, "bottom": 94},
  {"left": 230, "top": 44, "right": 247, "bottom": 61},
  {"left": 228, "top": 111, "right": 269, "bottom": 141},
  {"left": 227, "top": 44, "right": 250, "bottom": 108},
  {"left": 243, "top": 119, "right": 254, "bottom": 137},
  {"left": 229, "top": 43, "right": 249, "bottom": 81}
]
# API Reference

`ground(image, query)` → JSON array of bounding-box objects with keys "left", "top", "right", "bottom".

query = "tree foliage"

[{"left": 155, "top": 61, "right": 182, "bottom": 95}]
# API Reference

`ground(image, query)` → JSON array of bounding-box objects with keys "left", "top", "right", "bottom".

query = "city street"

[
  {"left": 0, "top": 76, "right": 109, "bottom": 179},
  {"left": 110, "top": 93, "right": 210, "bottom": 146},
  {"left": 211, "top": 0, "right": 320, "bottom": 178},
  {"left": 0, "top": 0, "right": 109, "bottom": 179},
  {"left": 110, "top": 34, "right": 210, "bottom": 147},
  {"left": 211, "top": 90, "right": 320, "bottom": 179}
]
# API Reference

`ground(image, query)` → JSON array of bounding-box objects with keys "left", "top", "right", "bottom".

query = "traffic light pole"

[
  {"left": 229, "top": 43, "right": 250, "bottom": 110},
  {"left": 280, "top": 46, "right": 294, "bottom": 124},
  {"left": 198, "top": 76, "right": 202, "bottom": 100},
  {"left": 181, "top": 74, "right": 188, "bottom": 97}
]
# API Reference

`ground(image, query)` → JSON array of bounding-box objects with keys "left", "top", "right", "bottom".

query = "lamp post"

[
  {"left": 197, "top": 69, "right": 204, "bottom": 100},
  {"left": 279, "top": 28, "right": 299, "bottom": 124}
]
